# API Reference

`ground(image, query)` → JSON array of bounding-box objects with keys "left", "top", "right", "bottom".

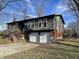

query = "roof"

[
  {"left": 25, "top": 29, "right": 54, "bottom": 32},
  {"left": 7, "top": 14, "right": 65, "bottom": 24}
]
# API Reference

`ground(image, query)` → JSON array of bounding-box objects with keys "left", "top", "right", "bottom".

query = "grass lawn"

[
  {"left": 55, "top": 38, "right": 79, "bottom": 47},
  {"left": 0, "top": 37, "right": 11, "bottom": 44},
  {"left": 2, "top": 42, "right": 79, "bottom": 59},
  {"left": 55, "top": 41, "right": 79, "bottom": 46}
]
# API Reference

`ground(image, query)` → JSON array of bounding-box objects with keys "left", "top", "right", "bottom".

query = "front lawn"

[
  {"left": 2, "top": 42, "right": 79, "bottom": 59},
  {"left": 55, "top": 38, "right": 79, "bottom": 47},
  {"left": 0, "top": 37, "right": 11, "bottom": 44}
]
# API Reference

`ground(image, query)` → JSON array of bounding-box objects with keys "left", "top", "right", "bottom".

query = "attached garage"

[
  {"left": 29, "top": 32, "right": 53, "bottom": 43},
  {"left": 29, "top": 30, "right": 53, "bottom": 43}
]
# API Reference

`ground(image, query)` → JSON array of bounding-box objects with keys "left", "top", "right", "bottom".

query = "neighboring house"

[{"left": 7, "top": 14, "right": 65, "bottom": 43}]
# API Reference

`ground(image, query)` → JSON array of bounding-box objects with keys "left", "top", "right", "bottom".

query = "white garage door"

[
  {"left": 40, "top": 32, "right": 52, "bottom": 43},
  {"left": 29, "top": 33, "right": 39, "bottom": 42}
]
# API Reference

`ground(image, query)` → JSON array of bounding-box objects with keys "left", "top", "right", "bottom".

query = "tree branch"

[
  {"left": 0, "top": 0, "right": 10, "bottom": 11},
  {"left": 72, "top": 0, "right": 79, "bottom": 10}
]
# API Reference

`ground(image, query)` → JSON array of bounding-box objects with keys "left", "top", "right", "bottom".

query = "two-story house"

[{"left": 7, "top": 14, "right": 65, "bottom": 43}]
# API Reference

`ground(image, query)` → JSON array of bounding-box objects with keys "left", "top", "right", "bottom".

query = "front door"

[{"left": 24, "top": 31, "right": 30, "bottom": 42}]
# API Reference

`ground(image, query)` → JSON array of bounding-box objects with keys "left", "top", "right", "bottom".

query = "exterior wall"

[
  {"left": 8, "top": 23, "right": 21, "bottom": 33},
  {"left": 52, "top": 16, "right": 64, "bottom": 39},
  {"left": 24, "top": 17, "right": 54, "bottom": 31}
]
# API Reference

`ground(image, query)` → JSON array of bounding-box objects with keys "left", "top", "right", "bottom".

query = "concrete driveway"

[{"left": 0, "top": 43, "right": 39, "bottom": 58}]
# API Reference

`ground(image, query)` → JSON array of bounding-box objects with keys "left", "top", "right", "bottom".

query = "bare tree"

[
  {"left": 65, "top": 20, "right": 79, "bottom": 39},
  {"left": 0, "top": 0, "right": 10, "bottom": 29},
  {"left": 0, "top": 0, "right": 22, "bottom": 29},
  {"left": 67, "top": 0, "right": 79, "bottom": 18},
  {"left": 72, "top": 0, "right": 79, "bottom": 10},
  {"left": 0, "top": 0, "right": 21, "bottom": 11},
  {"left": 22, "top": 8, "right": 29, "bottom": 19},
  {"left": 64, "top": 27, "right": 73, "bottom": 38},
  {"left": 0, "top": 0, "right": 10, "bottom": 11}
]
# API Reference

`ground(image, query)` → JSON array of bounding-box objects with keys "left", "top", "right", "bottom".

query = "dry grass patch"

[
  {"left": 2, "top": 43, "right": 79, "bottom": 59},
  {"left": 0, "top": 38, "right": 11, "bottom": 44}
]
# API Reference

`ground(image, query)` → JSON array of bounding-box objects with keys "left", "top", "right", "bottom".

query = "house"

[{"left": 7, "top": 14, "right": 65, "bottom": 43}]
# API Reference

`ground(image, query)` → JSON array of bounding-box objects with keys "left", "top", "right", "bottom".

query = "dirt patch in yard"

[
  {"left": 0, "top": 43, "right": 39, "bottom": 58},
  {"left": 2, "top": 43, "right": 79, "bottom": 59}
]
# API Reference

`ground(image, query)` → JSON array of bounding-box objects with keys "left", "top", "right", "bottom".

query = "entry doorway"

[{"left": 24, "top": 31, "right": 30, "bottom": 42}]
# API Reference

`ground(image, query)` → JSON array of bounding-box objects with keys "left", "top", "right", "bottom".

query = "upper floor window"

[
  {"left": 32, "top": 23, "right": 34, "bottom": 28},
  {"left": 39, "top": 22, "right": 41, "bottom": 27},
  {"left": 44, "top": 22, "right": 46, "bottom": 27}
]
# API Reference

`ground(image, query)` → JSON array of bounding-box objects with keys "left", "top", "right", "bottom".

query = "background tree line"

[{"left": 64, "top": 0, "right": 79, "bottom": 38}]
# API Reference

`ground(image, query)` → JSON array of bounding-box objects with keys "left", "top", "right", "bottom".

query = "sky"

[{"left": 0, "top": 0, "right": 76, "bottom": 30}]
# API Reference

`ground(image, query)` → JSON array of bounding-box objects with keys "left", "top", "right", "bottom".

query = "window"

[
  {"left": 39, "top": 22, "right": 41, "bottom": 27},
  {"left": 44, "top": 22, "right": 46, "bottom": 27},
  {"left": 32, "top": 23, "right": 34, "bottom": 28},
  {"left": 35, "top": 20, "right": 38, "bottom": 28}
]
